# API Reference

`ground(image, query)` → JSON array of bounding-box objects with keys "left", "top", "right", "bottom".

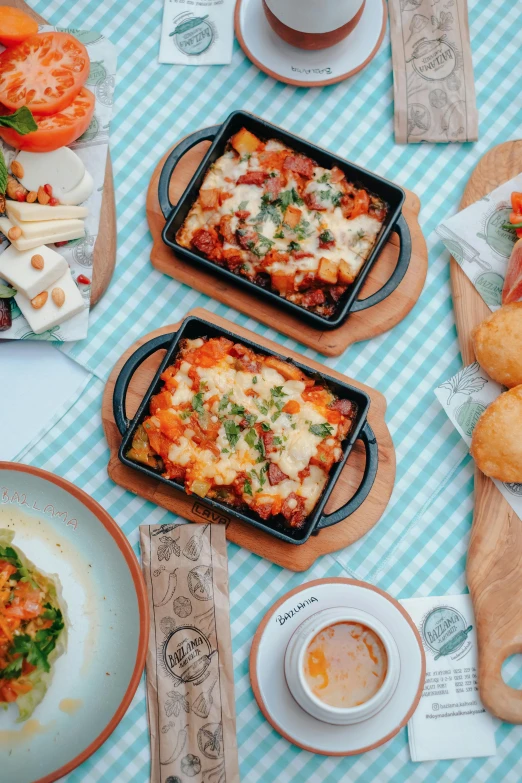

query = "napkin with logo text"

[
  {"left": 401, "top": 594, "right": 496, "bottom": 762},
  {"left": 159, "top": 0, "right": 235, "bottom": 65}
]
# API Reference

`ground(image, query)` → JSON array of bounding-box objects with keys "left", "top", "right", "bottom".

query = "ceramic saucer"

[
  {"left": 234, "top": 0, "right": 387, "bottom": 88},
  {"left": 250, "top": 578, "right": 425, "bottom": 755}
]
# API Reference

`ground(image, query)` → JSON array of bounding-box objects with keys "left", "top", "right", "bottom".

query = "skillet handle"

[
  {"left": 113, "top": 334, "right": 173, "bottom": 436},
  {"left": 158, "top": 126, "right": 221, "bottom": 219},
  {"left": 350, "top": 214, "right": 412, "bottom": 313},
  {"left": 315, "top": 422, "right": 378, "bottom": 530}
]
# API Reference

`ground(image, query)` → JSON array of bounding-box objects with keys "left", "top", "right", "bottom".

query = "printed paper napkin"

[
  {"left": 159, "top": 0, "right": 235, "bottom": 65},
  {"left": 436, "top": 173, "right": 522, "bottom": 310},
  {"left": 401, "top": 593, "right": 496, "bottom": 762},
  {"left": 435, "top": 362, "right": 522, "bottom": 515}
]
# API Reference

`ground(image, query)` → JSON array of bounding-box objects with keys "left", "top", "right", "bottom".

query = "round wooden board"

[
  {"left": 3, "top": 0, "right": 116, "bottom": 307},
  {"left": 101, "top": 308, "right": 396, "bottom": 572},
  {"left": 450, "top": 140, "right": 522, "bottom": 723},
  {"left": 146, "top": 131, "right": 428, "bottom": 356}
]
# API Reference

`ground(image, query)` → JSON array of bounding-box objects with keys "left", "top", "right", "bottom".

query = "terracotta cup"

[{"left": 262, "top": 0, "right": 366, "bottom": 50}]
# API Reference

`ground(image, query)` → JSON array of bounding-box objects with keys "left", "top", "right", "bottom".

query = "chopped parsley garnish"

[
  {"left": 192, "top": 392, "right": 205, "bottom": 415},
  {"left": 318, "top": 172, "right": 330, "bottom": 184},
  {"left": 254, "top": 436, "right": 265, "bottom": 462},
  {"left": 237, "top": 199, "right": 249, "bottom": 211},
  {"left": 256, "top": 400, "right": 269, "bottom": 415},
  {"left": 260, "top": 421, "right": 271, "bottom": 431},
  {"left": 240, "top": 153, "right": 252, "bottom": 162},
  {"left": 252, "top": 376, "right": 258, "bottom": 384},
  {"left": 319, "top": 229, "right": 334, "bottom": 244},
  {"left": 287, "top": 241, "right": 300, "bottom": 252},
  {"left": 271, "top": 411, "right": 281, "bottom": 422},
  {"left": 274, "top": 229, "right": 285, "bottom": 239},
  {"left": 230, "top": 403, "right": 245, "bottom": 416},
  {"left": 221, "top": 448, "right": 229, "bottom": 454},
  {"left": 243, "top": 478, "right": 253, "bottom": 496},
  {"left": 255, "top": 194, "right": 281, "bottom": 225},
  {"left": 224, "top": 420, "right": 241, "bottom": 448},
  {"left": 245, "top": 428, "right": 257, "bottom": 448},
  {"left": 278, "top": 188, "right": 304, "bottom": 209},
  {"left": 218, "top": 393, "right": 231, "bottom": 411},
  {"left": 293, "top": 219, "right": 314, "bottom": 241},
  {"left": 1, "top": 603, "right": 64, "bottom": 679},
  {"left": 273, "top": 436, "right": 282, "bottom": 445},
  {"left": 270, "top": 386, "right": 286, "bottom": 399},
  {"left": 317, "top": 187, "right": 343, "bottom": 207},
  {"left": 309, "top": 423, "right": 334, "bottom": 438},
  {"left": 244, "top": 412, "right": 257, "bottom": 426},
  {"left": 179, "top": 409, "right": 191, "bottom": 420},
  {"left": 250, "top": 464, "right": 268, "bottom": 490}
]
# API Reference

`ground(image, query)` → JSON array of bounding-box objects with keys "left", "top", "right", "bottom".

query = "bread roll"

[
  {"left": 472, "top": 303, "right": 522, "bottom": 387},
  {"left": 470, "top": 385, "right": 522, "bottom": 482}
]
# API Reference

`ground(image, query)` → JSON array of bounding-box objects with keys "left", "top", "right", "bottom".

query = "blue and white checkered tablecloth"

[{"left": 13, "top": 0, "right": 522, "bottom": 779}]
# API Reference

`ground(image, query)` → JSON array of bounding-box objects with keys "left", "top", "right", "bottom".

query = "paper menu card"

[
  {"left": 0, "top": 27, "right": 116, "bottom": 343},
  {"left": 401, "top": 593, "right": 496, "bottom": 762},
  {"left": 159, "top": 0, "right": 235, "bottom": 65},
  {"left": 435, "top": 362, "right": 522, "bottom": 517},
  {"left": 436, "top": 173, "right": 522, "bottom": 312}
]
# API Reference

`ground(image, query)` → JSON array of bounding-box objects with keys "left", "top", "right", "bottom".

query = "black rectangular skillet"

[
  {"left": 158, "top": 111, "right": 410, "bottom": 330},
  {"left": 113, "top": 315, "right": 378, "bottom": 545}
]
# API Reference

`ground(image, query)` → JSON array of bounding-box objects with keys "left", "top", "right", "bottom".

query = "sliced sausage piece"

[
  {"left": 230, "top": 343, "right": 260, "bottom": 373},
  {"left": 283, "top": 154, "right": 314, "bottom": 179},
  {"left": 236, "top": 228, "right": 258, "bottom": 251},
  {"left": 219, "top": 214, "right": 236, "bottom": 244},
  {"left": 301, "top": 289, "right": 326, "bottom": 308},
  {"left": 192, "top": 228, "right": 220, "bottom": 257},
  {"left": 266, "top": 175, "right": 282, "bottom": 200},
  {"left": 267, "top": 463, "right": 288, "bottom": 485},
  {"left": 281, "top": 493, "right": 307, "bottom": 528},
  {"left": 237, "top": 171, "right": 268, "bottom": 186},
  {"left": 330, "top": 398, "right": 353, "bottom": 416}
]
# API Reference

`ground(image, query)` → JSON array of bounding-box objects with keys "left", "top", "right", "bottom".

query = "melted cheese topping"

[{"left": 136, "top": 337, "right": 354, "bottom": 527}]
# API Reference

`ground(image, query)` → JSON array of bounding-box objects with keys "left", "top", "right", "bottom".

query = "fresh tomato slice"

[
  {"left": 0, "top": 32, "right": 89, "bottom": 115},
  {"left": 503, "top": 238, "right": 522, "bottom": 304},
  {"left": 350, "top": 189, "right": 370, "bottom": 219},
  {"left": 0, "top": 6, "right": 38, "bottom": 47},
  {"left": 511, "top": 192, "right": 522, "bottom": 213},
  {"left": 0, "top": 87, "right": 95, "bottom": 151}
]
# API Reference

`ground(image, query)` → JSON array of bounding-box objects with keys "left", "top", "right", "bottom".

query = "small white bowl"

[{"left": 284, "top": 607, "right": 400, "bottom": 725}]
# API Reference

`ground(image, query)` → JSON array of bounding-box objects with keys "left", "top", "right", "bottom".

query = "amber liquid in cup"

[{"left": 303, "top": 622, "right": 388, "bottom": 708}]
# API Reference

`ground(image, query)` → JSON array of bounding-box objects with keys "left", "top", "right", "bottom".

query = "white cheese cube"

[
  {"left": 0, "top": 244, "right": 68, "bottom": 300},
  {"left": 16, "top": 148, "right": 85, "bottom": 197},
  {"left": 15, "top": 269, "right": 86, "bottom": 334},
  {"left": 0, "top": 216, "right": 85, "bottom": 251},
  {"left": 7, "top": 213, "right": 85, "bottom": 240},
  {"left": 6, "top": 201, "right": 88, "bottom": 222},
  {"left": 58, "top": 171, "right": 94, "bottom": 206}
]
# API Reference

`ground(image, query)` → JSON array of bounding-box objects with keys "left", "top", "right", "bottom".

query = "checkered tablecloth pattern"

[{"left": 17, "top": 0, "right": 522, "bottom": 779}]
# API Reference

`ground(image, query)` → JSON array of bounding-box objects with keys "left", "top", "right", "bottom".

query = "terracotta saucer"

[
  {"left": 250, "top": 578, "right": 425, "bottom": 755},
  {"left": 234, "top": 0, "right": 387, "bottom": 88}
]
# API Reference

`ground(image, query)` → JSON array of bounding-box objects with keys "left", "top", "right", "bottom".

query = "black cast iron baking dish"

[
  {"left": 113, "top": 315, "right": 378, "bottom": 545},
  {"left": 158, "top": 110, "right": 411, "bottom": 331}
]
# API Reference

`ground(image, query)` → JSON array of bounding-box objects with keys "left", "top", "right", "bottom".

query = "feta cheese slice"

[
  {"left": 0, "top": 216, "right": 85, "bottom": 251},
  {"left": 0, "top": 244, "right": 68, "bottom": 300},
  {"left": 16, "top": 148, "right": 85, "bottom": 198},
  {"left": 15, "top": 269, "right": 86, "bottom": 334},
  {"left": 6, "top": 201, "right": 88, "bottom": 222},
  {"left": 7, "top": 213, "right": 85, "bottom": 240}
]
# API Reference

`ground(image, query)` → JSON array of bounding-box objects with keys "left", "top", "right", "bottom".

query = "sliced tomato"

[
  {"left": 350, "top": 189, "right": 370, "bottom": 219},
  {"left": 0, "top": 6, "right": 38, "bottom": 47},
  {"left": 0, "top": 87, "right": 95, "bottom": 151},
  {"left": 0, "top": 32, "right": 89, "bottom": 115},
  {"left": 511, "top": 192, "right": 522, "bottom": 213},
  {"left": 502, "top": 237, "right": 522, "bottom": 304}
]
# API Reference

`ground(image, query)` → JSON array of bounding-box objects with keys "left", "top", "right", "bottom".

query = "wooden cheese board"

[
  {"left": 451, "top": 140, "right": 522, "bottom": 724},
  {"left": 101, "top": 308, "right": 396, "bottom": 572},
  {"left": 146, "top": 131, "right": 428, "bottom": 356},
  {"left": 4, "top": 0, "right": 116, "bottom": 307}
]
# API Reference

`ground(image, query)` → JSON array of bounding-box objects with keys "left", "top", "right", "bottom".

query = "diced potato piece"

[
  {"left": 317, "top": 256, "right": 339, "bottom": 285},
  {"left": 338, "top": 259, "right": 356, "bottom": 285},
  {"left": 271, "top": 271, "right": 295, "bottom": 296},
  {"left": 284, "top": 205, "right": 302, "bottom": 228},
  {"left": 199, "top": 188, "right": 220, "bottom": 210},
  {"left": 263, "top": 354, "right": 307, "bottom": 382},
  {"left": 230, "top": 128, "right": 262, "bottom": 155}
]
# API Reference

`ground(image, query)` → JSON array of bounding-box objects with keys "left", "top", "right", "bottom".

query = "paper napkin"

[
  {"left": 436, "top": 173, "right": 522, "bottom": 311},
  {"left": 435, "top": 362, "right": 522, "bottom": 517},
  {"left": 401, "top": 594, "right": 496, "bottom": 762},
  {"left": 159, "top": 0, "right": 235, "bottom": 65}
]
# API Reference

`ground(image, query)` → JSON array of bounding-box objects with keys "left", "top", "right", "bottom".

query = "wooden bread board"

[
  {"left": 101, "top": 308, "right": 396, "bottom": 572},
  {"left": 4, "top": 0, "right": 116, "bottom": 307},
  {"left": 451, "top": 140, "right": 522, "bottom": 723},
  {"left": 146, "top": 133, "right": 428, "bottom": 356}
]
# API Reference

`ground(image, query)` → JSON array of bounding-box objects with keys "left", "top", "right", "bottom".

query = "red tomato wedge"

[
  {"left": 0, "top": 6, "right": 38, "bottom": 47},
  {"left": 503, "top": 238, "right": 522, "bottom": 304},
  {"left": 0, "top": 87, "right": 95, "bottom": 151},
  {"left": 0, "top": 32, "right": 89, "bottom": 115}
]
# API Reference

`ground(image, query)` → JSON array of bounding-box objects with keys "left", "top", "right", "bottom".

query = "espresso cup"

[
  {"left": 284, "top": 607, "right": 400, "bottom": 725},
  {"left": 262, "top": 0, "right": 366, "bottom": 51}
]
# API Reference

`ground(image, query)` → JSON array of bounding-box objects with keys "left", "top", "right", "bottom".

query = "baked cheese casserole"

[
  {"left": 127, "top": 336, "right": 357, "bottom": 528},
  {"left": 176, "top": 128, "right": 387, "bottom": 317}
]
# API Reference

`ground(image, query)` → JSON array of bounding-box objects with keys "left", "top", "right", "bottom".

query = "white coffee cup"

[
  {"left": 263, "top": 0, "right": 365, "bottom": 50},
  {"left": 284, "top": 607, "right": 400, "bottom": 725}
]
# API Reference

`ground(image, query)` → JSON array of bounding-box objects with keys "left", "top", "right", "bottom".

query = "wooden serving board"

[
  {"left": 4, "top": 0, "right": 116, "bottom": 307},
  {"left": 101, "top": 308, "right": 396, "bottom": 572},
  {"left": 451, "top": 140, "right": 522, "bottom": 723},
  {"left": 146, "top": 133, "right": 428, "bottom": 356}
]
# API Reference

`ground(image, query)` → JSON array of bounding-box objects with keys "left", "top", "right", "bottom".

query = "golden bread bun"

[
  {"left": 472, "top": 303, "right": 522, "bottom": 387},
  {"left": 470, "top": 385, "right": 522, "bottom": 482}
]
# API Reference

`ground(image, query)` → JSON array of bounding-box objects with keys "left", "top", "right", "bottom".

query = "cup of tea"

[
  {"left": 284, "top": 607, "right": 400, "bottom": 725},
  {"left": 262, "top": 0, "right": 366, "bottom": 51}
]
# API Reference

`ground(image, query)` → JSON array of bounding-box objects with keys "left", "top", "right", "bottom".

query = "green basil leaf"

[{"left": 0, "top": 148, "right": 7, "bottom": 196}]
